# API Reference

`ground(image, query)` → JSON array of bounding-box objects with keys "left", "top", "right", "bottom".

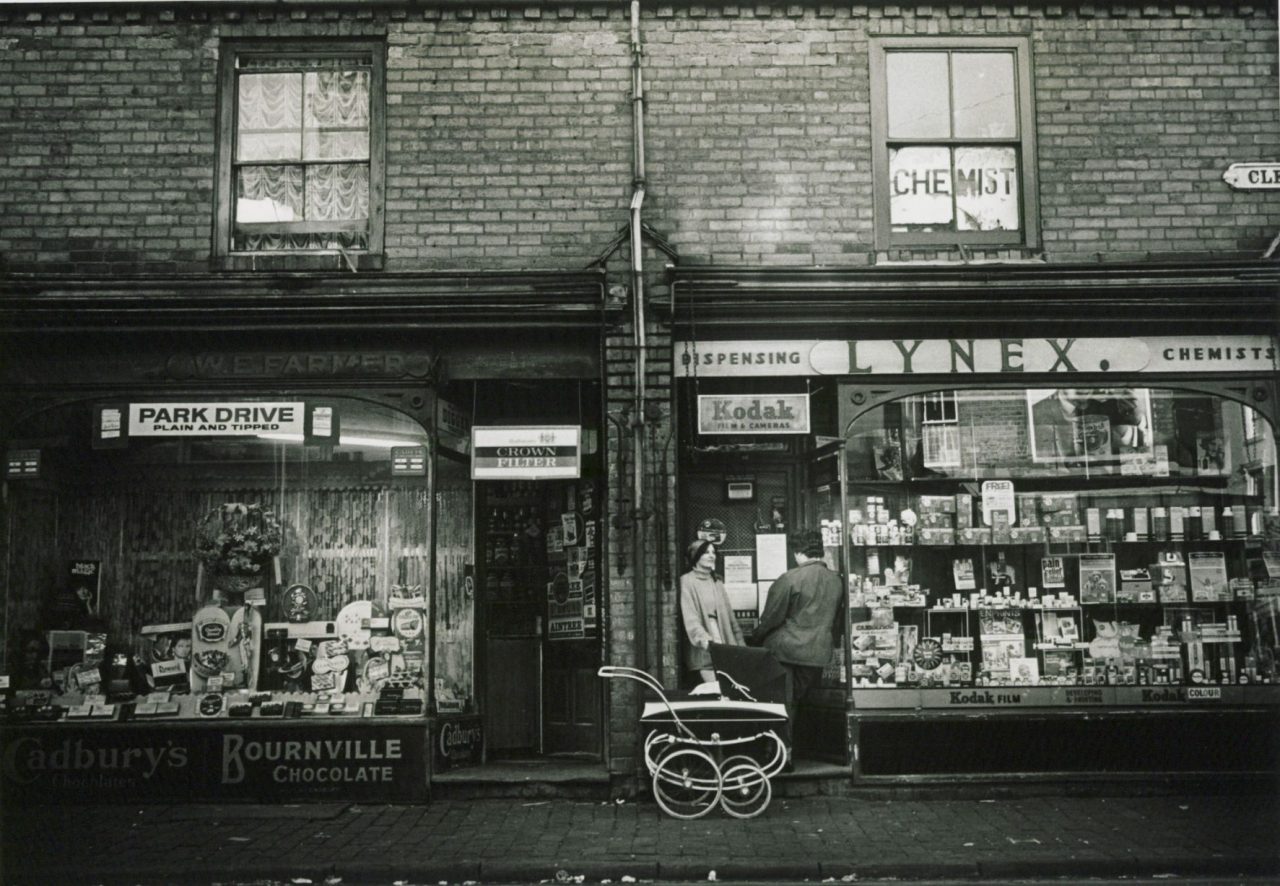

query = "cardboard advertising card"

[
  {"left": 1041, "top": 557, "right": 1066, "bottom": 589},
  {"left": 1078, "top": 553, "right": 1117, "bottom": 604},
  {"left": 1188, "top": 552, "right": 1230, "bottom": 602}
]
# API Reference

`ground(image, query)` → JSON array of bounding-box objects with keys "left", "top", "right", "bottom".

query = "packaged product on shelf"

[
  {"left": 1130, "top": 507, "right": 1150, "bottom": 541},
  {"left": 955, "top": 493, "right": 974, "bottom": 529},
  {"left": 1152, "top": 557, "right": 1189, "bottom": 603},
  {"left": 1010, "top": 526, "right": 1046, "bottom": 544},
  {"left": 917, "top": 494, "right": 956, "bottom": 514},
  {"left": 1230, "top": 577, "right": 1255, "bottom": 600},
  {"left": 1016, "top": 494, "right": 1039, "bottom": 528},
  {"left": 990, "top": 510, "right": 1013, "bottom": 544},
  {"left": 1188, "top": 551, "right": 1230, "bottom": 602},
  {"left": 1229, "top": 506, "right": 1248, "bottom": 538},
  {"left": 1048, "top": 525, "right": 1087, "bottom": 544},
  {"left": 958, "top": 527, "right": 991, "bottom": 545},
  {"left": 1038, "top": 493, "right": 1079, "bottom": 520},
  {"left": 1041, "top": 557, "right": 1066, "bottom": 589},
  {"left": 1086, "top": 507, "right": 1102, "bottom": 541},
  {"left": 1201, "top": 506, "right": 1217, "bottom": 539},
  {"left": 1118, "top": 568, "right": 1152, "bottom": 603},
  {"left": 1079, "top": 553, "right": 1117, "bottom": 604},
  {"left": 953, "top": 558, "right": 977, "bottom": 590},
  {"left": 138, "top": 622, "right": 193, "bottom": 691},
  {"left": 920, "top": 511, "right": 954, "bottom": 529},
  {"left": 1184, "top": 505, "right": 1201, "bottom": 541},
  {"left": 1105, "top": 509, "right": 1125, "bottom": 542},
  {"left": 917, "top": 527, "right": 955, "bottom": 546}
]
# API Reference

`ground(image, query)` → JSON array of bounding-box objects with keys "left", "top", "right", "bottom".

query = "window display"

[
  {"left": 2, "top": 397, "right": 433, "bottom": 724},
  {"left": 840, "top": 386, "right": 1279, "bottom": 693}
]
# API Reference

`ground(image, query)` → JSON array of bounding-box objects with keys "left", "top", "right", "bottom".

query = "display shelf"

[{"left": 849, "top": 684, "right": 1280, "bottom": 712}]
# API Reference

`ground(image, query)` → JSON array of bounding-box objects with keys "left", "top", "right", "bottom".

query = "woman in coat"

[{"left": 679, "top": 539, "right": 744, "bottom": 684}]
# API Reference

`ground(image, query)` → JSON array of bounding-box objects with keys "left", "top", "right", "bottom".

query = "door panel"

[
  {"left": 542, "top": 640, "right": 600, "bottom": 755},
  {"left": 484, "top": 636, "right": 540, "bottom": 754}
]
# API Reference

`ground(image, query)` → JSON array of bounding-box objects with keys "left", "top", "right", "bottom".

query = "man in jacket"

[{"left": 751, "top": 529, "right": 844, "bottom": 723}]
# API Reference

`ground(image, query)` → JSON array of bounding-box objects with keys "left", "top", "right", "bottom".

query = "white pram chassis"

[{"left": 599, "top": 665, "right": 788, "bottom": 819}]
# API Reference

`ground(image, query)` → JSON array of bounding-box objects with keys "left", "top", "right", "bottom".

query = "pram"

[{"left": 598, "top": 645, "right": 790, "bottom": 819}]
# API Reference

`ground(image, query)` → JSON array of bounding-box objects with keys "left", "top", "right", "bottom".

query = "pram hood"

[{"left": 709, "top": 642, "right": 790, "bottom": 705}]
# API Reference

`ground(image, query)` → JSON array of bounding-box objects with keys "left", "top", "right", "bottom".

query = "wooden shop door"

[{"left": 541, "top": 638, "right": 600, "bottom": 756}]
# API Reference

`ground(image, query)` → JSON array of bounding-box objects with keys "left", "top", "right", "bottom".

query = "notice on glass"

[
  {"left": 756, "top": 534, "right": 788, "bottom": 581},
  {"left": 724, "top": 582, "right": 758, "bottom": 612},
  {"left": 723, "top": 555, "right": 755, "bottom": 585}
]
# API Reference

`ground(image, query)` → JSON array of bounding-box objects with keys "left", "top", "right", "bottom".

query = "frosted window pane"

[
  {"left": 952, "top": 53, "right": 1016, "bottom": 138},
  {"left": 887, "top": 53, "right": 950, "bottom": 138}
]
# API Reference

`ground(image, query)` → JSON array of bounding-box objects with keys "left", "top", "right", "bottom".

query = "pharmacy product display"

[
  {"left": 837, "top": 387, "right": 1279, "bottom": 694},
  {"left": 843, "top": 492, "right": 1278, "bottom": 690}
]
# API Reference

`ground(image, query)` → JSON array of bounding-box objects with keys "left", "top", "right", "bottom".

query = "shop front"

[
  {"left": 671, "top": 263, "right": 1280, "bottom": 782},
  {"left": 0, "top": 272, "right": 608, "bottom": 801}
]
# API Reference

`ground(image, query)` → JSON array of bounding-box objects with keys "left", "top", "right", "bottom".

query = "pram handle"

[{"left": 597, "top": 665, "right": 698, "bottom": 740}]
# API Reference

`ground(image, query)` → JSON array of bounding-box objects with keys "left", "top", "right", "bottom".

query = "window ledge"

[{"left": 212, "top": 252, "right": 385, "bottom": 273}]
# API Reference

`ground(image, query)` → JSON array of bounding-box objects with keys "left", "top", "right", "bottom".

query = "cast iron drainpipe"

[{"left": 629, "top": 0, "right": 650, "bottom": 675}]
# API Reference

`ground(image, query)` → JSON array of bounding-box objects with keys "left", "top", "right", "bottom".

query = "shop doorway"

[{"left": 478, "top": 479, "right": 602, "bottom": 758}]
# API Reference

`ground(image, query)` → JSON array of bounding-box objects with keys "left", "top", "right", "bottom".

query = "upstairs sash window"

[
  {"left": 216, "top": 44, "right": 383, "bottom": 257},
  {"left": 871, "top": 37, "right": 1039, "bottom": 249}
]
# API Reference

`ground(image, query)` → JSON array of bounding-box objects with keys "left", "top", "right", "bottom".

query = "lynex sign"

[{"left": 676, "top": 336, "right": 1278, "bottom": 377}]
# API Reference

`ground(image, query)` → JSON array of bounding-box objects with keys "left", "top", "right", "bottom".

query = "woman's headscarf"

[{"left": 685, "top": 539, "right": 714, "bottom": 571}]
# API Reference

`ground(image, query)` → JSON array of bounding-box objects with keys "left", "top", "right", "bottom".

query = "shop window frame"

[
  {"left": 869, "top": 35, "right": 1040, "bottom": 251},
  {"left": 213, "top": 40, "right": 387, "bottom": 270},
  {"left": 838, "top": 379, "right": 1279, "bottom": 697}
]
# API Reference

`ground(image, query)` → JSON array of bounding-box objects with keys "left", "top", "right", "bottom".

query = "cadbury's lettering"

[{"left": 3, "top": 737, "right": 189, "bottom": 785}]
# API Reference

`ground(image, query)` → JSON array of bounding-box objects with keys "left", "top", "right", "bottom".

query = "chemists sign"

[
  {"left": 472, "top": 425, "right": 581, "bottom": 480},
  {"left": 698, "top": 395, "right": 811, "bottom": 435},
  {"left": 129, "top": 402, "right": 305, "bottom": 437},
  {"left": 677, "top": 336, "right": 1277, "bottom": 378}
]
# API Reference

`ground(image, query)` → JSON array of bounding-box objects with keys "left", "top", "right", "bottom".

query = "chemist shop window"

[
  {"left": 214, "top": 42, "right": 385, "bottom": 268},
  {"left": 842, "top": 386, "right": 1280, "bottom": 691},
  {"left": 870, "top": 37, "right": 1039, "bottom": 250}
]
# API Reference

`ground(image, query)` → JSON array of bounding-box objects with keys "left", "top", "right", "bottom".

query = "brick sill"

[{"left": 212, "top": 252, "right": 385, "bottom": 273}]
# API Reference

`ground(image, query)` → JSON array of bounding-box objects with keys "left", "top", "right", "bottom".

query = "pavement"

[{"left": 3, "top": 786, "right": 1279, "bottom": 885}]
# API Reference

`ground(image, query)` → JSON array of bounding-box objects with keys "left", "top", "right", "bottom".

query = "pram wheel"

[
  {"left": 718, "top": 754, "right": 772, "bottom": 819},
  {"left": 652, "top": 747, "right": 722, "bottom": 819}
]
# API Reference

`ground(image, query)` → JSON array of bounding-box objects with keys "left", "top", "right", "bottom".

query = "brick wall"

[
  {"left": 1, "top": 4, "right": 1274, "bottom": 273},
  {"left": 641, "top": 2, "right": 1278, "bottom": 265}
]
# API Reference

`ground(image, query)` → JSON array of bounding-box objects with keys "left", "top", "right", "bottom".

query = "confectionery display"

[{"left": 1, "top": 500, "right": 429, "bottom": 724}]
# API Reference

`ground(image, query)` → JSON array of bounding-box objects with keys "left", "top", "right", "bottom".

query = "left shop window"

[{"left": 2, "top": 397, "right": 432, "bottom": 719}]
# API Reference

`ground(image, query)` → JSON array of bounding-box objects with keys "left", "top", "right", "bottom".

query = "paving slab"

[{"left": 2, "top": 792, "right": 1277, "bottom": 885}]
